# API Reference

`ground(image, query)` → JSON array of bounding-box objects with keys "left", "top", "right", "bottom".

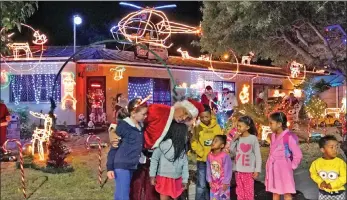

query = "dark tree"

[
  {"left": 197, "top": 2, "right": 347, "bottom": 77},
  {"left": 0, "top": 1, "right": 38, "bottom": 53}
]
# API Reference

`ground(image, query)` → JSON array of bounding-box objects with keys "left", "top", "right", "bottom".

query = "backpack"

[{"left": 283, "top": 132, "right": 298, "bottom": 161}]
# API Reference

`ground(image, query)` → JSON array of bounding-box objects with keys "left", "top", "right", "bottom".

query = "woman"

[{"left": 113, "top": 93, "right": 128, "bottom": 120}]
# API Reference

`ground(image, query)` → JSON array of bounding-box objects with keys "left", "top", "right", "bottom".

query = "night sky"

[{"left": 25, "top": 1, "right": 203, "bottom": 56}]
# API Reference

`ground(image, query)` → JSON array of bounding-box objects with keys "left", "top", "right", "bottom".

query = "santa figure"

[
  {"left": 221, "top": 88, "right": 238, "bottom": 117},
  {"left": 111, "top": 99, "right": 204, "bottom": 200}
]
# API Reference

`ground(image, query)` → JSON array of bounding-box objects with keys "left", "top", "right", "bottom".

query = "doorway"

[{"left": 86, "top": 76, "right": 106, "bottom": 125}]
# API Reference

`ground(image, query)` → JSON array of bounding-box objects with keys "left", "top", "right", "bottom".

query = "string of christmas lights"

[{"left": 111, "top": 2, "right": 200, "bottom": 48}]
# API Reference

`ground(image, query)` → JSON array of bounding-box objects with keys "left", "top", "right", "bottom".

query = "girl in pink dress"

[
  {"left": 265, "top": 112, "right": 303, "bottom": 200},
  {"left": 206, "top": 135, "right": 233, "bottom": 200}
]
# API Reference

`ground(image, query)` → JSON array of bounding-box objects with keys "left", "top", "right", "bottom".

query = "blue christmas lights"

[{"left": 128, "top": 77, "right": 171, "bottom": 105}]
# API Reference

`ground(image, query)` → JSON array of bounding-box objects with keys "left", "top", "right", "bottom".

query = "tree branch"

[
  {"left": 306, "top": 21, "right": 335, "bottom": 58},
  {"left": 294, "top": 29, "right": 309, "bottom": 47},
  {"left": 282, "top": 32, "right": 315, "bottom": 64}
]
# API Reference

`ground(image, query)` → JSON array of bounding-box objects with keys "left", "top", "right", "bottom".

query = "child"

[
  {"left": 309, "top": 135, "right": 346, "bottom": 200},
  {"left": 106, "top": 98, "right": 148, "bottom": 200},
  {"left": 191, "top": 105, "right": 223, "bottom": 200},
  {"left": 109, "top": 108, "right": 129, "bottom": 148},
  {"left": 206, "top": 135, "right": 233, "bottom": 200},
  {"left": 224, "top": 116, "right": 238, "bottom": 153},
  {"left": 265, "top": 112, "right": 303, "bottom": 200},
  {"left": 230, "top": 116, "right": 262, "bottom": 200},
  {"left": 149, "top": 122, "right": 189, "bottom": 200}
]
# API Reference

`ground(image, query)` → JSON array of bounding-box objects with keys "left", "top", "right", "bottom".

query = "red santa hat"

[{"left": 177, "top": 99, "right": 204, "bottom": 118}]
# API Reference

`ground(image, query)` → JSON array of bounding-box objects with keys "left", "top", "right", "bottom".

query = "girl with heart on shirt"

[{"left": 230, "top": 116, "right": 262, "bottom": 200}]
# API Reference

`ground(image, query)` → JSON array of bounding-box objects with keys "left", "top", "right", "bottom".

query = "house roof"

[{"left": 2, "top": 45, "right": 326, "bottom": 78}]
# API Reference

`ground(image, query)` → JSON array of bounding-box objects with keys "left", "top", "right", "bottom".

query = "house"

[{"left": 0, "top": 45, "right": 332, "bottom": 125}]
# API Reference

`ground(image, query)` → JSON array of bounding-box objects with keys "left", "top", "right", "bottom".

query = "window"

[
  {"left": 205, "top": 81, "right": 236, "bottom": 94},
  {"left": 9, "top": 74, "right": 61, "bottom": 103},
  {"left": 128, "top": 77, "right": 171, "bottom": 105},
  {"left": 253, "top": 83, "right": 282, "bottom": 102}
]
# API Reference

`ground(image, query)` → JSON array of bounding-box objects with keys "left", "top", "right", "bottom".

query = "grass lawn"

[
  {"left": 1, "top": 137, "right": 114, "bottom": 200},
  {"left": 1, "top": 129, "right": 344, "bottom": 200}
]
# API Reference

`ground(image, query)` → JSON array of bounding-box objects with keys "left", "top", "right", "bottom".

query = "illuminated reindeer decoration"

[
  {"left": 7, "top": 43, "right": 33, "bottom": 59},
  {"left": 30, "top": 111, "right": 55, "bottom": 160},
  {"left": 177, "top": 48, "right": 190, "bottom": 59},
  {"left": 241, "top": 51, "right": 254, "bottom": 65}
]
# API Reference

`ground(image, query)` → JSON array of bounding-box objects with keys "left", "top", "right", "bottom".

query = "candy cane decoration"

[
  {"left": 307, "top": 119, "right": 311, "bottom": 145},
  {"left": 85, "top": 135, "right": 102, "bottom": 186},
  {"left": 2, "top": 139, "right": 26, "bottom": 199}
]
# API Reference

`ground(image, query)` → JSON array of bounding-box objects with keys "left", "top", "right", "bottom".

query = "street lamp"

[{"left": 73, "top": 15, "right": 82, "bottom": 53}]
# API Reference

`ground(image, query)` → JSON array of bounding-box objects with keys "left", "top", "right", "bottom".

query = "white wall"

[{"left": 0, "top": 61, "right": 76, "bottom": 125}]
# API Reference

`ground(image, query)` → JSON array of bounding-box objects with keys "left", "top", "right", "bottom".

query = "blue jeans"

[
  {"left": 114, "top": 169, "right": 134, "bottom": 200},
  {"left": 196, "top": 161, "right": 209, "bottom": 200}
]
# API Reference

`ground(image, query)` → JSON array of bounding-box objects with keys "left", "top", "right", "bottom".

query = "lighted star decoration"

[
  {"left": 30, "top": 111, "right": 55, "bottom": 161},
  {"left": 239, "top": 84, "right": 250, "bottom": 104},
  {"left": 287, "top": 61, "right": 306, "bottom": 86},
  {"left": 110, "top": 66, "right": 126, "bottom": 81},
  {"left": 61, "top": 72, "right": 77, "bottom": 110},
  {"left": 110, "top": 2, "right": 201, "bottom": 48}
]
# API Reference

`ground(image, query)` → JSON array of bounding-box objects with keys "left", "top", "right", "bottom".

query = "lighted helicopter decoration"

[{"left": 110, "top": 2, "right": 201, "bottom": 48}]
